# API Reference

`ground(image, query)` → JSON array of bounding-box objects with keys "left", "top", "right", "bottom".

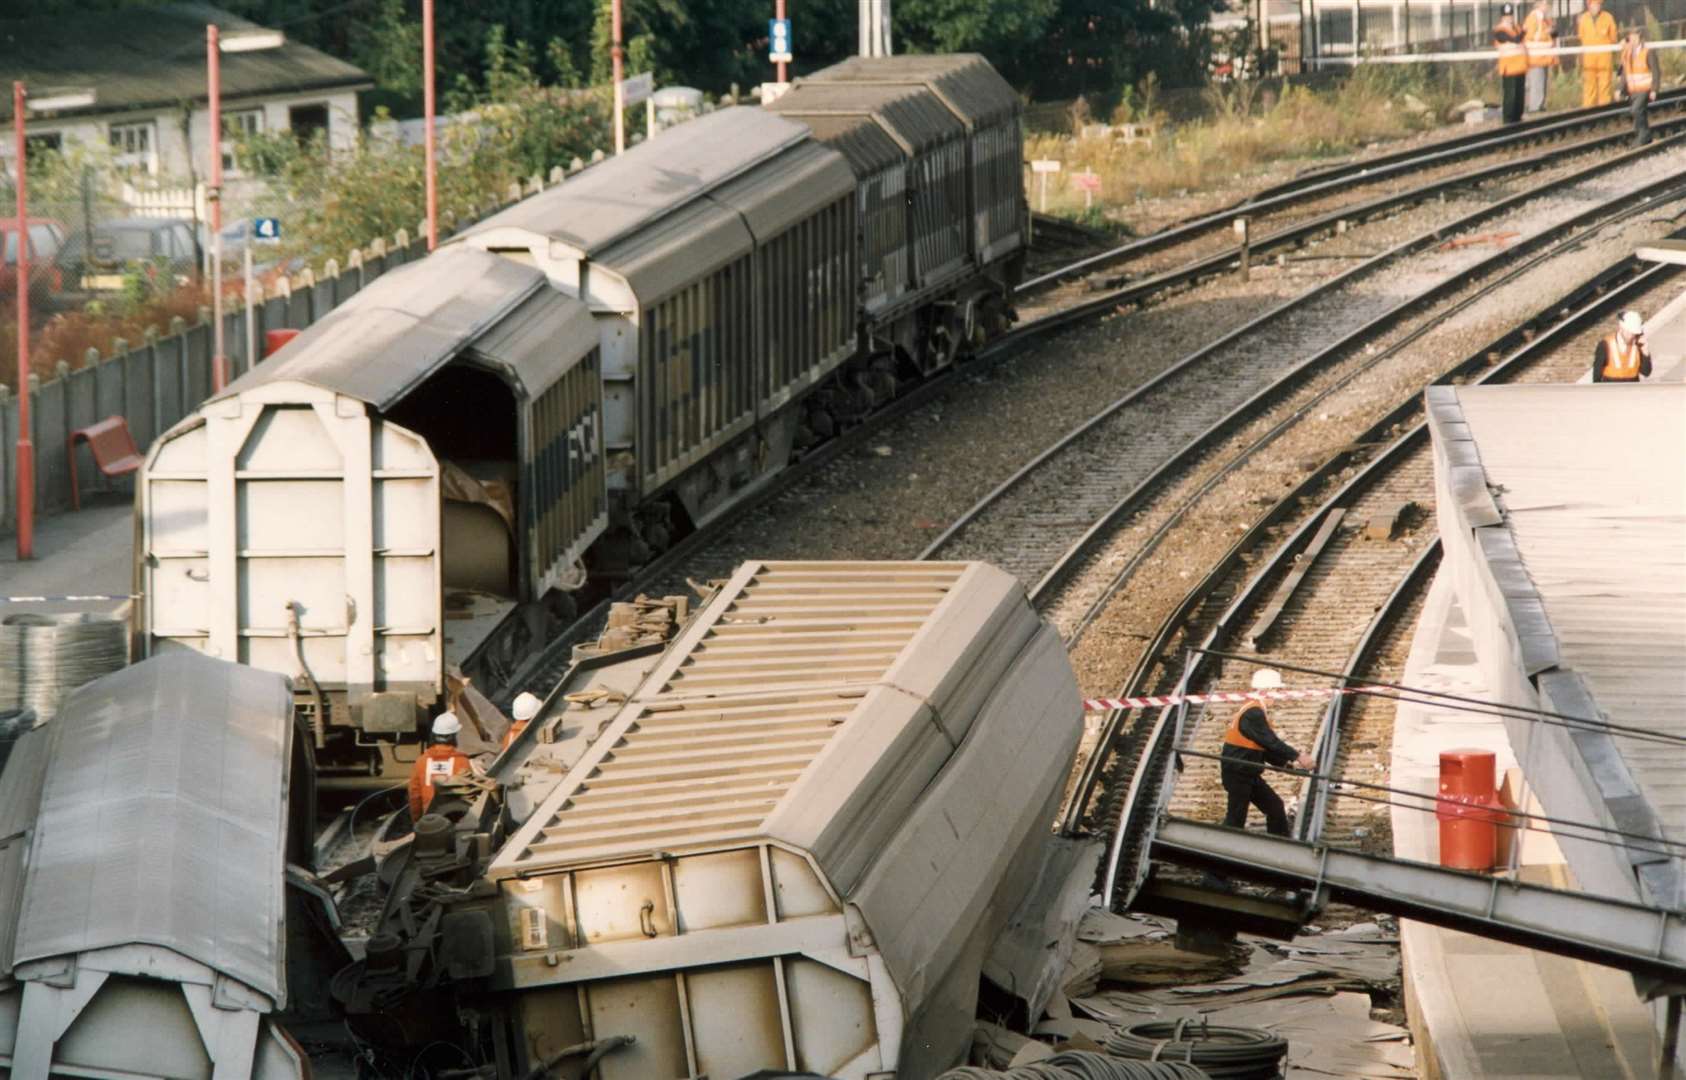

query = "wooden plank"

[{"left": 1245, "top": 509, "right": 1347, "bottom": 649}]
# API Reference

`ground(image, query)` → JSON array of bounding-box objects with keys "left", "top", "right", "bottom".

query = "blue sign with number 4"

[{"left": 253, "top": 217, "right": 282, "bottom": 242}]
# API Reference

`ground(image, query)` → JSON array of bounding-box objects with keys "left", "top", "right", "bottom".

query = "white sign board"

[
  {"left": 1030, "top": 159, "right": 1062, "bottom": 174},
  {"left": 621, "top": 71, "right": 655, "bottom": 106}
]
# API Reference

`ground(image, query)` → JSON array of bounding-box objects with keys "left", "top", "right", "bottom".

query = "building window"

[
  {"left": 289, "top": 103, "right": 329, "bottom": 148},
  {"left": 222, "top": 109, "right": 264, "bottom": 173},
  {"left": 109, "top": 120, "right": 157, "bottom": 175},
  {"left": 24, "top": 132, "right": 61, "bottom": 160}
]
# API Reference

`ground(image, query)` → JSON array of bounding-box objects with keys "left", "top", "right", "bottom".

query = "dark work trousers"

[
  {"left": 1502, "top": 74, "right": 1526, "bottom": 123},
  {"left": 1223, "top": 775, "right": 1290, "bottom": 836},
  {"left": 1632, "top": 92, "right": 1652, "bottom": 146}
]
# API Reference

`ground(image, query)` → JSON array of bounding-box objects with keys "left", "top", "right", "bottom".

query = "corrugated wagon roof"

[
  {"left": 806, "top": 54, "right": 1021, "bottom": 128},
  {"left": 764, "top": 81, "right": 962, "bottom": 154},
  {"left": 10, "top": 653, "right": 295, "bottom": 1005},
  {"left": 490, "top": 561, "right": 1014, "bottom": 877},
  {"left": 0, "top": 3, "right": 370, "bottom": 123}
]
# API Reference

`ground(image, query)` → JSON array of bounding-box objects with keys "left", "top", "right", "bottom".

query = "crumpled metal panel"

[
  {"left": 12, "top": 653, "right": 294, "bottom": 1006},
  {"left": 465, "top": 108, "right": 810, "bottom": 256},
  {"left": 218, "top": 246, "right": 547, "bottom": 410}
]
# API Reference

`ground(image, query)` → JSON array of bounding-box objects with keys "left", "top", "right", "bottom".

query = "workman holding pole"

[
  {"left": 1221, "top": 669, "right": 1316, "bottom": 837},
  {"left": 408, "top": 712, "right": 471, "bottom": 821},
  {"left": 1577, "top": 0, "right": 1620, "bottom": 107},
  {"left": 1619, "top": 27, "right": 1657, "bottom": 146},
  {"left": 503, "top": 691, "right": 542, "bottom": 750},
  {"left": 1494, "top": 5, "right": 1530, "bottom": 124},
  {"left": 1592, "top": 310, "right": 1653, "bottom": 382},
  {"left": 1523, "top": 0, "right": 1558, "bottom": 114}
]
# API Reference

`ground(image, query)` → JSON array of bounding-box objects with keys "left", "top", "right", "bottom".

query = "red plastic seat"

[{"left": 68, "top": 416, "right": 144, "bottom": 510}]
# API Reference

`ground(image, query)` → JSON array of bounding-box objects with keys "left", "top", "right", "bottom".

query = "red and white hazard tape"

[{"left": 1083, "top": 683, "right": 1390, "bottom": 713}]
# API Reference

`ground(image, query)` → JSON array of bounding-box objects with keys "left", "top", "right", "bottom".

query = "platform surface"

[{"left": 0, "top": 497, "right": 134, "bottom": 619}]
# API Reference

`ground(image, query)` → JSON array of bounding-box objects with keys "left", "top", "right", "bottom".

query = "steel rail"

[
  {"left": 918, "top": 129, "right": 1685, "bottom": 574},
  {"left": 1018, "top": 87, "right": 1686, "bottom": 294},
  {"left": 1095, "top": 247, "right": 1684, "bottom": 906}
]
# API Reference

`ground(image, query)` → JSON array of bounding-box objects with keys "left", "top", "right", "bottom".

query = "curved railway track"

[
  {"left": 1088, "top": 244, "right": 1685, "bottom": 907},
  {"left": 1018, "top": 88, "right": 1686, "bottom": 299},
  {"left": 505, "top": 118, "right": 1685, "bottom": 708}
]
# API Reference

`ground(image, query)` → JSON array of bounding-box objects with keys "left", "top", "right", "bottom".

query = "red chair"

[{"left": 68, "top": 416, "right": 144, "bottom": 510}]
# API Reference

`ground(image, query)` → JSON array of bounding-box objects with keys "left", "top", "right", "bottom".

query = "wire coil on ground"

[
  {"left": 1105, "top": 1018, "right": 1287, "bottom": 1079},
  {"left": 0, "top": 613, "right": 128, "bottom": 723},
  {"left": 937, "top": 1050, "right": 1212, "bottom": 1079}
]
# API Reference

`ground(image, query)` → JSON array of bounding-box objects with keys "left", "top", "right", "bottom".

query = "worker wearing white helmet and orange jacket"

[
  {"left": 1221, "top": 669, "right": 1316, "bottom": 837},
  {"left": 503, "top": 691, "right": 543, "bottom": 750},
  {"left": 409, "top": 712, "right": 471, "bottom": 821},
  {"left": 1593, "top": 310, "right": 1652, "bottom": 382}
]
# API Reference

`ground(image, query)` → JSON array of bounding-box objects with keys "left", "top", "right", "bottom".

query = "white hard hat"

[
  {"left": 431, "top": 712, "right": 462, "bottom": 737},
  {"left": 1251, "top": 669, "right": 1284, "bottom": 692},
  {"left": 512, "top": 692, "right": 542, "bottom": 722},
  {"left": 1620, "top": 310, "right": 1645, "bottom": 335}
]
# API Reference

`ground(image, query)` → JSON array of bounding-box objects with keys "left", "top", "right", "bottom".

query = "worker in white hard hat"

[
  {"left": 503, "top": 691, "right": 543, "bottom": 751},
  {"left": 1219, "top": 669, "right": 1316, "bottom": 838},
  {"left": 1592, "top": 310, "right": 1652, "bottom": 383},
  {"left": 408, "top": 711, "right": 471, "bottom": 822}
]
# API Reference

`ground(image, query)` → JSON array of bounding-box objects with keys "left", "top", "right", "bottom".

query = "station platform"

[
  {"left": 1392, "top": 571, "right": 1661, "bottom": 1079},
  {"left": 0, "top": 496, "right": 134, "bottom": 620}
]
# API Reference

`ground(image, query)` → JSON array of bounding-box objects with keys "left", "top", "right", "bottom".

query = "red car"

[{"left": 0, "top": 217, "right": 68, "bottom": 312}]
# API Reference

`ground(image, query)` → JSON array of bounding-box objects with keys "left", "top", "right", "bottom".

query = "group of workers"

[
  {"left": 1493, "top": 0, "right": 1657, "bottom": 139},
  {"left": 406, "top": 689, "right": 544, "bottom": 822}
]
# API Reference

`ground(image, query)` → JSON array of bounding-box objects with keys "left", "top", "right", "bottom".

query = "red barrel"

[
  {"left": 1437, "top": 748, "right": 1501, "bottom": 871},
  {"left": 264, "top": 328, "right": 301, "bottom": 358}
]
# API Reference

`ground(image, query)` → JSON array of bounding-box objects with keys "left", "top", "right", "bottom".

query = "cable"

[
  {"left": 1106, "top": 1018, "right": 1287, "bottom": 1079},
  {"left": 1192, "top": 647, "right": 1686, "bottom": 748},
  {"left": 1168, "top": 746, "right": 1686, "bottom": 861},
  {"left": 936, "top": 1052, "right": 1212, "bottom": 1080}
]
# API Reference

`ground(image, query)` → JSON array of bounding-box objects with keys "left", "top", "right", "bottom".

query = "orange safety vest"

[
  {"left": 408, "top": 743, "right": 471, "bottom": 820},
  {"left": 1624, "top": 43, "right": 1653, "bottom": 93},
  {"left": 1495, "top": 27, "right": 1529, "bottom": 76},
  {"left": 1578, "top": 10, "right": 1618, "bottom": 67},
  {"left": 1601, "top": 334, "right": 1645, "bottom": 380},
  {"left": 1524, "top": 11, "right": 1557, "bottom": 66},
  {"left": 1224, "top": 703, "right": 1267, "bottom": 751},
  {"left": 500, "top": 719, "right": 529, "bottom": 751}
]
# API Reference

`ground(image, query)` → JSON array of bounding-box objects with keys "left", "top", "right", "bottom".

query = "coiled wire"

[
  {"left": 0, "top": 613, "right": 128, "bottom": 724},
  {"left": 937, "top": 1051, "right": 1212, "bottom": 1079},
  {"left": 1106, "top": 1019, "right": 1287, "bottom": 1079}
]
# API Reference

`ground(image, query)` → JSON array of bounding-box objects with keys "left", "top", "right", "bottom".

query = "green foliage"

[{"left": 893, "top": 0, "right": 1059, "bottom": 55}]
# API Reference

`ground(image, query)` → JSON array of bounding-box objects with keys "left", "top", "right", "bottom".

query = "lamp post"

[
  {"left": 206, "top": 23, "right": 284, "bottom": 391},
  {"left": 612, "top": 0, "right": 626, "bottom": 154},
  {"left": 12, "top": 81, "right": 33, "bottom": 560},
  {"left": 776, "top": 0, "right": 788, "bottom": 83},
  {"left": 423, "top": 0, "right": 436, "bottom": 250}
]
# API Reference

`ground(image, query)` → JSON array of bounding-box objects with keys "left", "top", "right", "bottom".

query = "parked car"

[
  {"left": 56, "top": 217, "right": 203, "bottom": 304},
  {"left": 0, "top": 217, "right": 69, "bottom": 312}
]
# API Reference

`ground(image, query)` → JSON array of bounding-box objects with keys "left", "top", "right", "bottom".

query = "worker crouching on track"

[
  {"left": 1221, "top": 669, "right": 1316, "bottom": 837},
  {"left": 1593, "top": 310, "right": 1653, "bottom": 382},
  {"left": 409, "top": 711, "right": 471, "bottom": 822},
  {"left": 1495, "top": 5, "right": 1530, "bottom": 124},
  {"left": 504, "top": 691, "right": 542, "bottom": 750},
  {"left": 1620, "top": 28, "right": 1657, "bottom": 147}
]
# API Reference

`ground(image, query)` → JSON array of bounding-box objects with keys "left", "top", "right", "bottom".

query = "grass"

[{"left": 1027, "top": 65, "right": 1507, "bottom": 218}]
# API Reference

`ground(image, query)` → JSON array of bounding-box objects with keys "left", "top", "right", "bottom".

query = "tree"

[{"left": 893, "top": 0, "right": 1059, "bottom": 58}]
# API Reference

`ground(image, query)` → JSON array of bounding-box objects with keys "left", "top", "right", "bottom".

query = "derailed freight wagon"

[
  {"left": 424, "top": 561, "right": 1084, "bottom": 1078},
  {"left": 136, "top": 248, "right": 605, "bottom": 781}
]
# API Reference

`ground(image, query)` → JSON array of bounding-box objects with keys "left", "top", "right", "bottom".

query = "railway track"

[
  {"left": 503, "top": 119, "right": 1684, "bottom": 709},
  {"left": 917, "top": 132, "right": 1685, "bottom": 595},
  {"left": 1088, "top": 241, "right": 1685, "bottom": 907},
  {"left": 1019, "top": 88, "right": 1686, "bottom": 300}
]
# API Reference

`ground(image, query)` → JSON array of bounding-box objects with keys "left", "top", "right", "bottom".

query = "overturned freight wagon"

[
  {"left": 434, "top": 561, "right": 1084, "bottom": 1078},
  {"left": 136, "top": 247, "right": 606, "bottom": 779}
]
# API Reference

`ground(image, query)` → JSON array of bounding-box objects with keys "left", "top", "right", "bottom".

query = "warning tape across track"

[{"left": 1083, "top": 683, "right": 1390, "bottom": 713}]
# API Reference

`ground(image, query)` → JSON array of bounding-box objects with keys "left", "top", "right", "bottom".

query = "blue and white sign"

[
  {"left": 769, "top": 18, "right": 792, "bottom": 63},
  {"left": 253, "top": 217, "right": 282, "bottom": 242}
]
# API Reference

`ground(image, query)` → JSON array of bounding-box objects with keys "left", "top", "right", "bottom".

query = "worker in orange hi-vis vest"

[
  {"left": 503, "top": 691, "right": 543, "bottom": 751},
  {"left": 1592, "top": 310, "right": 1653, "bottom": 383},
  {"left": 408, "top": 712, "right": 472, "bottom": 822},
  {"left": 1523, "top": 0, "right": 1558, "bottom": 114},
  {"left": 1619, "top": 28, "right": 1657, "bottom": 146},
  {"left": 1201, "top": 669, "right": 1317, "bottom": 893},
  {"left": 1494, "top": 5, "right": 1530, "bottom": 124},
  {"left": 1577, "top": 0, "right": 1620, "bottom": 106}
]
